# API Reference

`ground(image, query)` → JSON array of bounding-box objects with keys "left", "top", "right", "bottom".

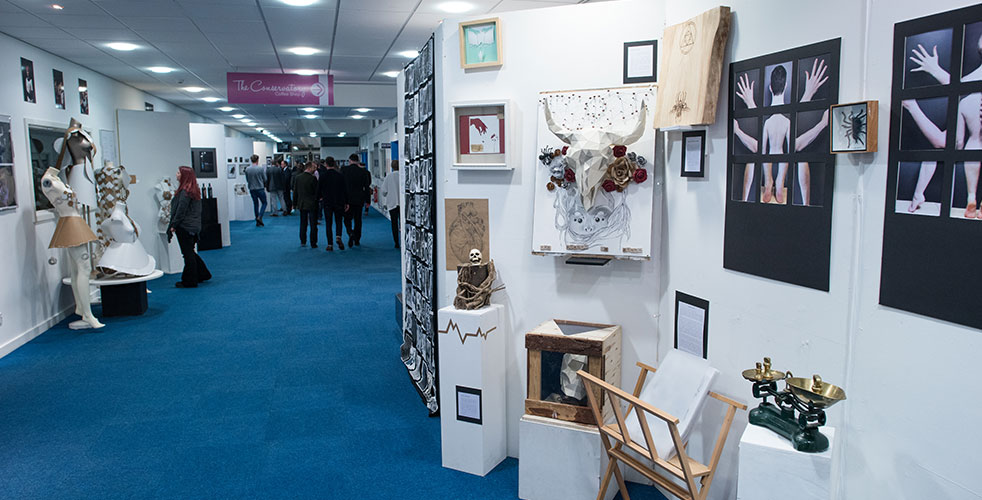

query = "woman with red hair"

[{"left": 167, "top": 166, "right": 211, "bottom": 288}]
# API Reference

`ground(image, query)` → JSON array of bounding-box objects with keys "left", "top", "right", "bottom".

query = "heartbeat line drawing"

[{"left": 438, "top": 319, "right": 498, "bottom": 345}]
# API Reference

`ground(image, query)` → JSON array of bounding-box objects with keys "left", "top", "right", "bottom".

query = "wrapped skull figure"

[{"left": 469, "top": 248, "right": 482, "bottom": 265}]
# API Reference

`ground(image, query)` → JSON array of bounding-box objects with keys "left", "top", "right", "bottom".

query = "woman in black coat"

[{"left": 168, "top": 166, "right": 212, "bottom": 288}]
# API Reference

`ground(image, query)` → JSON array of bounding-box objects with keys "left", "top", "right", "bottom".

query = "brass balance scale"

[{"left": 742, "top": 357, "right": 846, "bottom": 453}]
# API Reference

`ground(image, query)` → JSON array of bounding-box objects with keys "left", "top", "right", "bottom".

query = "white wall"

[
  {"left": 319, "top": 146, "right": 359, "bottom": 163},
  {"left": 227, "top": 136, "right": 257, "bottom": 221},
  {"left": 0, "top": 31, "right": 205, "bottom": 358},
  {"left": 189, "top": 123, "right": 232, "bottom": 247},
  {"left": 436, "top": 0, "right": 982, "bottom": 499},
  {"left": 363, "top": 117, "right": 398, "bottom": 213}
]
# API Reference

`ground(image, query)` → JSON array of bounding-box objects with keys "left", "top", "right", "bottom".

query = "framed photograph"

[
  {"left": 455, "top": 386, "right": 482, "bottom": 425},
  {"left": 458, "top": 18, "right": 502, "bottom": 69},
  {"left": 21, "top": 58, "right": 36, "bottom": 103},
  {"left": 674, "top": 291, "right": 708, "bottom": 359},
  {"left": 78, "top": 78, "right": 89, "bottom": 115},
  {"left": 830, "top": 101, "right": 877, "bottom": 153},
  {"left": 144, "top": 102, "right": 154, "bottom": 112},
  {"left": 191, "top": 147, "right": 217, "bottom": 179},
  {"left": 234, "top": 183, "right": 247, "bottom": 195},
  {"left": 52, "top": 69, "right": 65, "bottom": 110},
  {"left": 681, "top": 130, "right": 706, "bottom": 177},
  {"left": 451, "top": 101, "right": 509, "bottom": 170},
  {"left": 623, "top": 40, "right": 657, "bottom": 84},
  {"left": 0, "top": 115, "right": 15, "bottom": 212},
  {"left": 227, "top": 163, "right": 236, "bottom": 179},
  {"left": 0, "top": 116, "right": 12, "bottom": 164}
]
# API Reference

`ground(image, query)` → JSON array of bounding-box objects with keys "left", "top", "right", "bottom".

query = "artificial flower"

[
  {"left": 562, "top": 146, "right": 568, "bottom": 155},
  {"left": 606, "top": 157, "right": 634, "bottom": 189},
  {"left": 602, "top": 179, "right": 616, "bottom": 192},
  {"left": 564, "top": 168, "right": 576, "bottom": 182},
  {"left": 612, "top": 145, "right": 627, "bottom": 158},
  {"left": 633, "top": 168, "right": 648, "bottom": 184}
]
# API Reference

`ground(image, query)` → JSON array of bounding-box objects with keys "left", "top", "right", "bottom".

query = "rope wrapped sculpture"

[{"left": 454, "top": 249, "right": 504, "bottom": 310}]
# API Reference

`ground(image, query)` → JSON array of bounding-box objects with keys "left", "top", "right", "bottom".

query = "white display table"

[
  {"left": 518, "top": 415, "right": 617, "bottom": 500},
  {"left": 738, "top": 424, "right": 836, "bottom": 500},
  {"left": 63, "top": 270, "right": 163, "bottom": 317},
  {"left": 437, "top": 304, "right": 506, "bottom": 476}
]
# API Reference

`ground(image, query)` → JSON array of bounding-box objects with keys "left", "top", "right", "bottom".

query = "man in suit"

[
  {"left": 318, "top": 157, "right": 349, "bottom": 251},
  {"left": 294, "top": 162, "right": 319, "bottom": 248},
  {"left": 341, "top": 153, "right": 371, "bottom": 247}
]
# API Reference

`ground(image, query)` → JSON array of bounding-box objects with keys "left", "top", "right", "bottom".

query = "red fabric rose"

[
  {"left": 602, "top": 179, "right": 616, "bottom": 192},
  {"left": 562, "top": 146, "right": 568, "bottom": 155},
  {"left": 564, "top": 168, "right": 576, "bottom": 182},
  {"left": 633, "top": 168, "right": 647, "bottom": 184},
  {"left": 612, "top": 145, "right": 627, "bottom": 158}
]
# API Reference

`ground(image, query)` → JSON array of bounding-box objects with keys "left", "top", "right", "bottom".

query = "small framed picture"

[
  {"left": 451, "top": 100, "right": 510, "bottom": 170},
  {"left": 831, "top": 100, "right": 877, "bottom": 153},
  {"left": 455, "top": 386, "right": 482, "bottom": 425},
  {"left": 674, "top": 291, "right": 709, "bottom": 359},
  {"left": 459, "top": 18, "right": 502, "bottom": 69},
  {"left": 681, "top": 130, "right": 706, "bottom": 177},
  {"left": 227, "top": 163, "right": 236, "bottom": 179},
  {"left": 623, "top": 40, "right": 658, "bottom": 84}
]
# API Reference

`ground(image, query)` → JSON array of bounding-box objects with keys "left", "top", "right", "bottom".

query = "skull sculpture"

[
  {"left": 469, "top": 248, "right": 483, "bottom": 265},
  {"left": 543, "top": 99, "right": 648, "bottom": 210}
]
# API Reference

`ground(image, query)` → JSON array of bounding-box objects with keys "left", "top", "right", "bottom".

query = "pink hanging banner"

[{"left": 226, "top": 73, "right": 334, "bottom": 105}]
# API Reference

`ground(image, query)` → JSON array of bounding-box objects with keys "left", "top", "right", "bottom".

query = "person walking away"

[
  {"left": 291, "top": 161, "right": 302, "bottom": 209},
  {"left": 381, "top": 159, "right": 401, "bottom": 249},
  {"left": 168, "top": 166, "right": 212, "bottom": 288},
  {"left": 266, "top": 159, "right": 287, "bottom": 216},
  {"left": 281, "top": 160, "right": 293, "bottom": 215},
  {"left": 318, "top": 156, "right": 349, "bottom": 251},
  {"left": 295, "top": 161, "right": 319, "bottom": 248},
  {"left": 245, "top": 155, "right": 267, "bottom": 226},
  {"left": 342, "top": 153, "right": 371, "bottom": 247}
]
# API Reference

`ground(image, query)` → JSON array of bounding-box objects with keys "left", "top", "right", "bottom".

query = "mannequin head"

[{"left": 176, "top": 166, "right": 200, "bottom": 200}]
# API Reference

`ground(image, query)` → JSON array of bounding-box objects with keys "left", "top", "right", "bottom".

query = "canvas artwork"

[
  {"left": 21, "top": 58, "right": 36, "bottom": 104},
  {"left": 531, "top": 87, "right": 656, "bottom": 259},
  {"left": 79, "top": 78, "right": 89, "bottom": 115},
  {"left": 445, "top": 198, "right": 490, "bottom": 270}
]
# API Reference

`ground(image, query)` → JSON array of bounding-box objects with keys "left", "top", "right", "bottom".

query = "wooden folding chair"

[{"left": 577, "top": 355, "right": 746, "bottom": 500}]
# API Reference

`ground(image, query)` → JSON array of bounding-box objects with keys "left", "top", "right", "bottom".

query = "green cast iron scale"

[{"left": 742, "top": 357, "right": 846, "bottom": 453}]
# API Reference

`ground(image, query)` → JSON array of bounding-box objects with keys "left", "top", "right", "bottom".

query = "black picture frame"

[
  {"left": 191, "top": 147, "right": 217, "bottom": 179},
  {"left": 623, "top": 40, "right": 658, "bottom": 84},
  {"left": 144, "top": 102, "right": 154, "bottom": 112},
  {"left": 724, "top": 38, "right": 841, "bottom": 291},
  {"left": 455, "top": 386, "right": 482, "bottom": 425},
  {"left": 674, "top": 291, "right": 709, "bottom": 359},
  {"left": 880, "top": 4, "right": 982, "bottom": 330},
  {"left": 681, "top": 130, "right": 706, "bottom": 177}
]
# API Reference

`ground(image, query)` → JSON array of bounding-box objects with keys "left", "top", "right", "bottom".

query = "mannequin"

[
  {"left": 56, "top": 118, "right": 98, "bottom": 209},
  {"left": 41, "top": 167, "right": 104, "bottom": 330},
  {"left": 96, "top": 202, "right": 156, "bottom": 277},
  {"left": 155, "top": 177, "right": 175, "bottom": 234}
]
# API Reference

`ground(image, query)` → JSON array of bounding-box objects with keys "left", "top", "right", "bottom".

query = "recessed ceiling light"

[
  {"left": 239, "top": 118, "right": 251, "bottom": 123},
  {"left": 280, "top": 0, "right": 316, "bottom": 5},
  {"left": 354, "top": 108, "right": 371, "bottom": 113},
  {"left": 437, "top": 1, "right": 474, "bottom": 13},
  {"left": 106, "top": 42, "right": 139, "bottom": 51},
  {"left": 338, "top": 132, "right": 346, "bottom": 137},
  {"left": 381, "top": 71, "right": 400, "bottom": 78},
  {"left": 51, "top": 4, "right": 64, "bottom": 10},
  {"left": 218, "top": 107, "right": 235, "bottom": 112},
  {"left": 183, "top": 86, "right": 205, "bottom": 93},
  {"left": 294, "top": 69, "right": 319, "bottom": 76},
  {"left": 200, "top": 97, "right": 221, "bottom": 103},
  {"left": 309, "top": 132, "right": 317, "bottom": 137},
  {"left": 231, "top": 114, "right": 245, "bottom": 119},
  {"left": 304, "top": 114, "right": 317, "bottom": 119},
  {"left": 397, "top": 50, "right": 419, "bottom": 58},
  {"left": 287, "top": 47, "right": 319, "bottom": 56},
  {"left": 147, "top": 66, "right": 174, "bottom": 74},
  {"left": 350, "top": 114, "right": 364, "bottom": 119},
  {"left": 300, "top": 107, "right": 318, "bottom": 112}
]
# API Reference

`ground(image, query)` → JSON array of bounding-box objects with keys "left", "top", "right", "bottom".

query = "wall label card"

[
  {"left": 674, "top": 291, "right": 709, "bottom": 359},
  {"left": 456, "top": 386, "right": 482, "bottom": 424}
]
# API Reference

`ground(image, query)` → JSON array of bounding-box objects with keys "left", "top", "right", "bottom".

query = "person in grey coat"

[
  {"left": 168, "top": 166, "right": 211, "bottom": 288},
  {"left": 266, "top": 161, "right": 287, "bottom": 216},
  {"left": 244, "top": 154, "right": 267, "bottom": 226}
]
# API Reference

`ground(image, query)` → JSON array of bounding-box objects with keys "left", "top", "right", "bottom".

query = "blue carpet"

[{"left": 0, "top": 211, "right": 665, "bottom": 499}]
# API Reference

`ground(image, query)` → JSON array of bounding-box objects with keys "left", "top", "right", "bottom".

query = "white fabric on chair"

[{"left": 624, "top": 349, "right": 718, "bottom": 460}]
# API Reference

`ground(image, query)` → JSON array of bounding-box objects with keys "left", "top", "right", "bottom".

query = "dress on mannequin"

[
  {"left": 96, "top": 202, "right": 156, "bottom": 277},
  {"left": 41, "top": 167, "right": 103, "bottom": 330},
  {"left": 155, "top": 177, "right": 175, "bottom": 234},
  {"left": 95, "top": 162, "right": 129, "bottom": 256},
  {"left": 59, "top": 118, "right": 98, "bottom": 209}
]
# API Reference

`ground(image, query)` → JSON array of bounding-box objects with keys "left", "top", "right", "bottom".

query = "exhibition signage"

[{"left": 226, "top": 72, "right": 334, "bottom": 105}]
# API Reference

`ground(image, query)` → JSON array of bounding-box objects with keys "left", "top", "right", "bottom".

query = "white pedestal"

[
  {"left": 437, "top": 304, "right": 506, "bottom": 476},
  {"left": 518, "top": 415, "right": 617, "bottom": 500},
  {"left": 738, "top": 424, "right": 836, "bottom": 500}
]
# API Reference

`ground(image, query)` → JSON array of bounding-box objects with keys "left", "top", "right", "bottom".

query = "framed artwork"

[
  {"left": 0, "top": 115, "right": 16, "bottom": 212},
  {"left": 724, "top": 38, "right": 840, "bottom": 291},
  {"left": 234, "top": 184, "right": 247, "bottom": 195},
  {"left": 681, "top": 130, "right": 706, "bottom": 177},
  {"left": 830, "top": 101, "right": 877, "bottom": 153},
  {"left": 239, "top": 163, "right": 248, "bottom": 175},
  {"left": 451, "top": 101, "right": 508, "bottom": 169},
  {"left": 458, "top": 18, "right": 502, "bottom": 69},
  {"left": 145, "top": 102, "right": 154, "bottom": 112},
  {"left": 26, "top": 122, "right": 69, "bottom": 217},
  {"left": 623, "top": 40, "right": 658, "bottom": 84},
  {"left": 78, "top": 78, "right": 89, "bottom": 115},
  {"left": 445, "top": 198, "right": 490, "bottom": 270},
  {"left": 21, "top": 58, "right": 36, "bottom": 104},
  {"left": 191, "top": 147, "right": 217, "bottom": 179},
  {"left": 674, "top": 291, "right": 709, "bottom": 359},
  {"left": 52, "top": 69, "right": 65, "bottom": 110},
  {"left": 227, "top": 163, "right": 236, "bottom": 179},
  {"left": 880, "top": 4, "right": 982, "bottom": 330}
]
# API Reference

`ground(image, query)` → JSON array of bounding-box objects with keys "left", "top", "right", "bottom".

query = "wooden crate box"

[{"left": 525, "top": 319, "right": 622, "bottom": 425}]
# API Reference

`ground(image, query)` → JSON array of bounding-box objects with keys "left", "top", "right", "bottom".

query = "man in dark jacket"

[
  {"left": 341, "top": 153, "right": 371, "bottom": 247},
  {"left": 294, "top": 162, "right": 320, "bottom": 248},
  {"left": 318, "top": 157, "right": 349, "bottom": 251},
  {"left": 280, "top": 160, "right": 293, "bottom": 215}
]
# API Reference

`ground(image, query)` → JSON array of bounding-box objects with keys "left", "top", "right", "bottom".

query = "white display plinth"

[
  {"left": 437, "top": 304, "right": 506, "bottom": 476},
  {"left": 738, "top": 424, "right": 836, "bottom": 500},
  {"left": 518, "top": 415, "right": 616, "bottom": 500}
]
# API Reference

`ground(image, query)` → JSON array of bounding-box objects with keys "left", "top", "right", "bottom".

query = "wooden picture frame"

[
  {"left": 459, "top": 18, "right": 502, "bottom": 69},
  {"left": 680, "top": 130, "right": 706, "bottom": 177},
  {"left": 830, "top": 100, "right": 877, "bottom": 153},
  {"left": 451, "top": 100, "right": 510, "bottom": 170},
  {"left": 623, "top": 40, "right": 658, "bottom": 84}
]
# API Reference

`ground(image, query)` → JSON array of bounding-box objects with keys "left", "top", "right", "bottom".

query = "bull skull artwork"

[{"left": 543, "top": 99, "right": 647, "bottom": 209}]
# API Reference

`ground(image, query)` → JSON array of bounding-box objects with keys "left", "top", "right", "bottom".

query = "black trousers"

[
  {"left": 344, "top": 205, "right": 363, "bottom": 243},
  {"left": 175, "top": 227, "right": 211, "bottom": 287},
  {"left": 284, "top": 187, "right": 292, "bottom": 213},
  {"left": 299, "top": 209, "right": 318, "bottom": 245},
  {"left": 389, "top": 207, "right": 400, "bottom": 246},
  {"left": 322, "top": 203, "right": 344, "bottom": 241}
]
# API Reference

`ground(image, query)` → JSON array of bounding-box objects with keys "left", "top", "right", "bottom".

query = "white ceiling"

[{"left": 0, "top": 0, "right": 594, "bottom": 144}]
